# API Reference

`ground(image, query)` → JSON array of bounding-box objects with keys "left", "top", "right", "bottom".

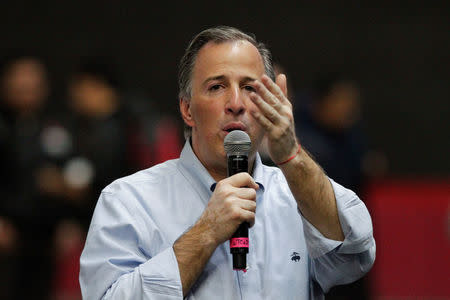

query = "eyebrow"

[
  {"left": 203, "top": 75, "right": 226, "bottom": 86},
  {"left": 202, "top": 75, "right": 258, "bottom": 87}
]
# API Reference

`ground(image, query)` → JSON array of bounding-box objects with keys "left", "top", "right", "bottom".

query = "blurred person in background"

[
  {"left": 0, "top": 54, "right": 182, "bottom": 300},
  {"left": 60, "top": 58, "right": 132, "bottom": 222},
  {"left": 49, "top": 57, "right": 182, "bottom": 300},
  {"left": 59, "top": 57, "right": 182, "bottom": 225},
  {"left": 123, "top": 90, "right": 183, "bottom": 172},
  {"left": 295, "top": 73, "right": 369, "bottom": 299},
  {"left": 0, "top": 56, "right": 125, "bottom": 299},
  {"left": 296, "top": 73, "right": 367, "bottom": 195},
  {"left": 49, "top": 58, "right": 148, "bottom": 300},
  {"left": 0, "top": 53, "right": 58, "bottom": 300}
]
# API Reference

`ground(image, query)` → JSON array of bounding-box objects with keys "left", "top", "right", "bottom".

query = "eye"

[
  {"left": 208, "top": 84, "right": 223, "bottom": 91},
  {"left": 243, "top": 85, "right": 256, "bottom": 92}
]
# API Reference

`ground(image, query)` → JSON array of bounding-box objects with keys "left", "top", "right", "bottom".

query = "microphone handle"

[
  {"left": 230, "top": 222, "right": 249, "bottom": 270},
  {"left": 227, "top": 154, "right": 249, "bottom": 270}
]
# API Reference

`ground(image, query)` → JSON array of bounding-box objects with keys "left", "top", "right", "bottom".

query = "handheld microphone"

[{"left": 223, "top": 130, "right": 252, "bottom": 271}]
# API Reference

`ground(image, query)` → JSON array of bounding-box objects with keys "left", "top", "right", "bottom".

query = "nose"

[{"left": 225, "top": 86, "right": 245, "bottom": 115}]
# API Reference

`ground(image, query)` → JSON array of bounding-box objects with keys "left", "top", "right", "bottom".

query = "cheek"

[
  {"left": 194, "top": 106, "right": 214, "bottom": 124},
  {"left": 191, "top": 102, "right": 222, "bottom": 133}
]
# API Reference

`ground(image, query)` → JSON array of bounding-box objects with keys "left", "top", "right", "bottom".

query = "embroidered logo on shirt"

[{"left": 290, "top": 252, "right": 301, "bottom": 262}]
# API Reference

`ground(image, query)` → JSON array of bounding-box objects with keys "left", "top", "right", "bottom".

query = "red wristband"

[{"left": 276, "top": 144, "right": 301, "bottom": 166}]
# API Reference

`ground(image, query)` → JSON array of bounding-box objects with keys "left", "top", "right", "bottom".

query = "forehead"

[{"left": 192, "top": 40, "right": 265, "bottom": 82}]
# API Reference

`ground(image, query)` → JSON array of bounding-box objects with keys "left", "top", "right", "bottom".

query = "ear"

[{"left": 179, "top": 98, "right": 195, "bottom": 127}]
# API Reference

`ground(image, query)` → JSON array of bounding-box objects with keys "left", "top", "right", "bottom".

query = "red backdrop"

[{"left": 366, "top": 179, "right": 450, "bottom": 299}]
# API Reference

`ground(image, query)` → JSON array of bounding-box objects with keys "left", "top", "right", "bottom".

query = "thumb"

[{"left": 276, "top": 74, "right": 288, "bottom": 98}]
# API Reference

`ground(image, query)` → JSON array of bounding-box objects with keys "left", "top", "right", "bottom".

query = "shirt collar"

[{"left": 178, "top": 139, "right": 265, "bottom": 195}]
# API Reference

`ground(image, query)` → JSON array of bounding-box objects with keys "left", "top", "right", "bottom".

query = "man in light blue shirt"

[{"left": 80, "top": 26, "right": 375, "bottom": 299}]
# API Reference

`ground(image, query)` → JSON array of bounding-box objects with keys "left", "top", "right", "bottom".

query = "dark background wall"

[{"left": 1, "top": 1, "right": 448, "bottom": 176}]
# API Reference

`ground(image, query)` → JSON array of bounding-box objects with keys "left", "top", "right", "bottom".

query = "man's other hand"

[{"left": 249, "top": 74, "right": 299, "bottom": 165}]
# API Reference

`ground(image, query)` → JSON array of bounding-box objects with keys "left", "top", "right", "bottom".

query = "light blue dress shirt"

[{"left": 80, "top": 141, "right": 375, "bottom": 299}]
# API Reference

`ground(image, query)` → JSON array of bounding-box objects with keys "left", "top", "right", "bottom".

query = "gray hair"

[{"left": 178, "top": 26, "right": 275, "bottom": 138}]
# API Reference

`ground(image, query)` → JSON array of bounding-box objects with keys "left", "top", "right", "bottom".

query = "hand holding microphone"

[{"left": 196, "top": 130, "right": 257, "bottom": 270}]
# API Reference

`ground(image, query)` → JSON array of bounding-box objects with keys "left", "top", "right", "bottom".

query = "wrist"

[
  {"left": 192, "top": 217, "right": 220, "bottom": 249},
  {"left": 174, "top": 220, "right": 218, "bottom": 263},
  {"left": 278, "top": 146, "right": 315, "bottom": 184},
  {"left": 276, "top": 143, "right": 302, "bottom": 166}
]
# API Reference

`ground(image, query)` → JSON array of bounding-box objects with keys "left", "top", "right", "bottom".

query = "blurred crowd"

[
  {"left": 0, "top": 54, "right": 183, "bottom": 300},
  {"left": 0, "top": 54, "right": 381, "bottom": 300}
]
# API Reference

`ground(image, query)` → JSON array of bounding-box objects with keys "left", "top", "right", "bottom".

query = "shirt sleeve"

[
  {"left": 79, "top": 190, "right": 184, "bottom": 300},
  {"left": 301, "top": 178, "right": 376, "bottom": 293}
]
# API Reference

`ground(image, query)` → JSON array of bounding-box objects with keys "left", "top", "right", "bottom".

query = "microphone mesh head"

[{"left": 224, "top": 130, "right": 251, "bottom": 155}]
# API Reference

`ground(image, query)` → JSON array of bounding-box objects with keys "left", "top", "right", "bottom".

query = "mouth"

[{"left": 223, "top": 122, "right": 247, "bottom": 134}]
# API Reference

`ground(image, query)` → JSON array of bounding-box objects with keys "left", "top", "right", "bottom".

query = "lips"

[{"left": 223, "top": 122, "right": 247, "bottom": 133}]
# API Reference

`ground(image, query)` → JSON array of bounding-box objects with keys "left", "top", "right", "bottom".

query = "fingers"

[
  {"left": 249, "top": 74, "right": 293, "bottom": 127},
  {"left": 249, "top": 74, "right": 298, "bottom": 164},
  {"left": 205, "top": 175, "right": 259, "bottom": 243},
  {"left": 223, "top": 172, "right": 259, "bottom": 190},
  {"left": 249, "top": 89, "right": 293, "bottom": 134},
  {"left": 249, "top": 92, "right": 281, "bottom": 124},
  {"left": 241, "top": 209, "right": 256, "bottom": 227},
  {"left": 237, "top": 187, "right": 257, "bottom": 200},
  {"left": 250, "top": 103, "right": 276, "bottom": 131},
  {"left": 254, "top": 80, "right": 283, "bottom": 112},
  {"left": 275, "top": 74, "right": 288, "bottom": 98},
  {"left": 241, "top": 197, "right": 257, "bottom": 211},
  {"left": 261, "top": 74, "right": 290, "bottom": 105},
  {"left": 216, "top": 174, "right": 257, "bottom": 223},
  {"left": 219, "top": 175, "right": 257, "bottom": 202},
  {"left": 231, "top": 198, "right": 256, "bottom": 227}
]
